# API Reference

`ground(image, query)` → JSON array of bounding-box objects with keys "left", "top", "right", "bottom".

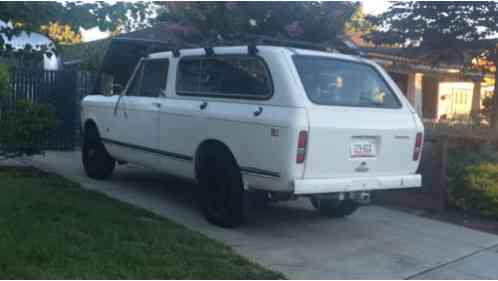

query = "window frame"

[
  {"left": 124, "top": 58, "right": 170, "bottom": 98},
  {"left": 292, "top": 54, "right": 403, "bottom": 109},
  {"left": 175, "top": 54, "right": 274, "bottom": 100},
  {"left": 124, "top": 60, "right": 144, "bottom": 97}
]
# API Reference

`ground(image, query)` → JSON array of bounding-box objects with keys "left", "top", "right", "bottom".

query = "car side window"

[
  {"left": 126, "top": 62, "right": 143, "bottom": 97},
  {"left": 177, "top": 55, "right": 272, "bottom": 99},
  {"left": 140, "top": 59, "right": 169, "bottom": 98}
]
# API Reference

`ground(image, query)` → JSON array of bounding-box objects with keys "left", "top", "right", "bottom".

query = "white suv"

[{"left": 81, "top": 45, "right": 423, "bottom": 227}]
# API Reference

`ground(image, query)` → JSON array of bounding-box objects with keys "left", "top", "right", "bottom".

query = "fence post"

[{"left": 433, "top": 136, "right": 449, "bottom": 212}]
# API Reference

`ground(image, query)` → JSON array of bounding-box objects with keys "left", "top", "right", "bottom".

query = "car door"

[{"left": 111, "top": 59, "right": 169, "bottom": 168}]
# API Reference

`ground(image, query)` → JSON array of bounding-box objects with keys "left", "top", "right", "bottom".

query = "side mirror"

[{"left": 112, "top": 84, "right": 124, "bottom": 96}]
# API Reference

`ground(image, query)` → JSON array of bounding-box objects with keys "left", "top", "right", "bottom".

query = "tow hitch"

[{"left": 351, "top": 191, "right": 371, "bottom": 205}]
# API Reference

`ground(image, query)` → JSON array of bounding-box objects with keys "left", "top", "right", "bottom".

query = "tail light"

[
  {"left": 413, "top": 132, "right": 423, "bottom": 161},
  {"left": 296, "top": 131, "right": 308, "bottom": 164}
]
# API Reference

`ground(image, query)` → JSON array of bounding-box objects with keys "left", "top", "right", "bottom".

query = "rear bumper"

[{"left": 293, "top": 174, "right": 421, "bottom": 195}]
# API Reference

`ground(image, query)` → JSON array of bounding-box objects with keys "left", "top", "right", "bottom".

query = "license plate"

[{"left": 351, "top": 141, "right": 376, "bottom": 158}]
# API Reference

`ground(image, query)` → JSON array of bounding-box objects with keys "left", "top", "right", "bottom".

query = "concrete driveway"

[{"left": 28, "top": 151, "right": 498, "bottom": 279}]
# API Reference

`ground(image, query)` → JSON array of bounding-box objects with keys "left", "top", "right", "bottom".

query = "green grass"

[{"left": 0, "top": 167, "right": 284, "bottom": 279}]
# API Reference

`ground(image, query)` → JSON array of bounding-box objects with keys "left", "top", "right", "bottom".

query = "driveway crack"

[{"left": 405, "top": 242, "right": 498, "bottom": 280}]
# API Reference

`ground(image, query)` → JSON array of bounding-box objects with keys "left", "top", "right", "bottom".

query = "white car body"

[{"left": 81, "top": 45, "right": 423, "bottom": 197}]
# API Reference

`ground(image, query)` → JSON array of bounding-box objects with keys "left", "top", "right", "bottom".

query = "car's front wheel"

[
  {"left": 82, "top": 128, "right": 115, "bottom": 180},
  {"left": 310, "top": 197, "right": 359, "bottom": 218}
]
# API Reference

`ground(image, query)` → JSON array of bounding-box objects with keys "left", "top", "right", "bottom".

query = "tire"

[
  {"left": 82, "top": 128, "right": 115, "bottom": 180},
  {"left": 250, "top": 190, "right": 270, "bottom": 208},
  {"left": 197, "top": 147, "right": 244, "bottom": 227},
  {"left": 310, "top": 198, "right": 359, "bottom": 218}
]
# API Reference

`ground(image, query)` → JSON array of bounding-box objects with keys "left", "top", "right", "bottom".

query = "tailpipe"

[{"left": 353, "top": 191, "right": 371, "bottom": 205}]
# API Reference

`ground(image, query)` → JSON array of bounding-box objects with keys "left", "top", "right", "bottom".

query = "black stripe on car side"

[
  {"left": 101, "top": 138, "right": 193, "bottom": 161},
  {"left": 101, "top": 138, "right": 280, "bottom": 178},
  {"left": 240, "top": 167, "right": 280, "bottom": 178}
]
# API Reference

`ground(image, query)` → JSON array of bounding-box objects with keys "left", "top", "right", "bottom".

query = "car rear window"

[
  {"left": 177, "top": 55, "right": 272, "bottom": 99},
  {"left": 293, "top": 55, "right": 401, "bottom": 108}
]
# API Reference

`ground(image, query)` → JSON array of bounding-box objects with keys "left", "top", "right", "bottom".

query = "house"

[{"left": 362, "top": 46, "right": 495, "bottom": 123}]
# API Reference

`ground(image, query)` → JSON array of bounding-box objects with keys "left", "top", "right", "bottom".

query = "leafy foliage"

[
  {"left": 447, "top": 144, "right": 498, "bottom": 217},
  {"left": 0, "top": 100, "right": 56, "bottom": 159},
  {"left": 481, "top": 94, "right": 494, "bottom": 125},
  {"left": 0, "top": 2, "right": 154, "bottom": 62},
  {"left": 0, "top": 64, "right": 8, "bottom": 99},
  {"left": 40, "top": 22, "right": 82, "bottom": 45},
  {"left": 156, "top": 2, "right": 363, "bottom": 43},
  {"left": 0, "top": 66, "right": 56, "bottom": 159},
  {"left": 366, "top": 2, "right": 498, "bottom": 58},
  {"left": 457, "top": 163, "right": 498, "bottom": 218}
]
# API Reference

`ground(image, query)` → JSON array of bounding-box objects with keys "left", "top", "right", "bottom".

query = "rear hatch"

[{"left": 293, "top": 55, "right": 421, "bottom": 179}]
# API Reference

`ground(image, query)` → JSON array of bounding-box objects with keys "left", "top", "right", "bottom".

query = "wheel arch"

[
  {"left": 83, "top": 118, "right": 101, "bottom": 140},
  {"left": 194, "top": 139, "right": 241, "bottom": 181}
]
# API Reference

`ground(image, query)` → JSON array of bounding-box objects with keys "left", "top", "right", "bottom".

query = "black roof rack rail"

[
  {"left": 205, "top": 33, "right": 366, "bottom": 57},
  {"left": 204, "top": 46, "right": 214, "bottom": 56}
]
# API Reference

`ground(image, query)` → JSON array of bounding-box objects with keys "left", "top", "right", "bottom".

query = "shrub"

[
  {"left": 0, "top": 65, "right": 56, "bottom": 159},
  {"left": 454, "top": 163, "right": 498, "bottom": 218},
  {"left": 447, "top": 144, "right": 498, "bottom": 193},
  {"left": 0, "top": 64, "right": 9, "bottom": 99}
]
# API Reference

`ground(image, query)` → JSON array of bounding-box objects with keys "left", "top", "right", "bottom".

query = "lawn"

[{"left": 0, "top": 167, "right": 283, "bottom": 279}]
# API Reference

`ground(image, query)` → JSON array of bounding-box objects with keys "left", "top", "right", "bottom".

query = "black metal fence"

[{"left": 8, "top": 68, "right": 95, "bottom": 150}]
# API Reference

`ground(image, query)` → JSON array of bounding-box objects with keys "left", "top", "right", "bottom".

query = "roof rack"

[{"left": 204, "top": 33, "right": 366, "bottom": 57}]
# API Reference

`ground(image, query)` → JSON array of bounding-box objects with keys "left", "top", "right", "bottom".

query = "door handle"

[
  {"left": 253, "top": 107, "right": 263, "bottom": 116},
  {"left": 152, "top": 102, "right": 162, "bottom": 108},
  {"left": 200, "top": 101, "right": 208, "bottom": 110}
]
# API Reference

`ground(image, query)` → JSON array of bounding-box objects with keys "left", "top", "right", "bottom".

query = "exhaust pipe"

[{"left": 354, "top": 191, "right": 371, "bottom": 205}]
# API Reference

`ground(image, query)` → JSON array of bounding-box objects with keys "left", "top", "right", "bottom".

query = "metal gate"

[{"left": 10, "top": 68, "right": 79, "bottom": 150}]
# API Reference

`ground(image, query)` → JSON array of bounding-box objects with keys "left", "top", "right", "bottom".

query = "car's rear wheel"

[
  {"left": 82, "top": 127, "right": 115, "bottom": 180},
  {"left": 197, "top": 147, "right": 244, "bottom": 227},
  {"left": 310, "top": 197, "right": 359, "bottom": 218}
]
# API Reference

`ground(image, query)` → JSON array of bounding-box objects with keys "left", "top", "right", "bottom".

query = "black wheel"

[
  {"left": 310, "top": 198, "right": 359, "bottom": 218},
  {"left": 82, "top": 127, "right": 115, "bottom": 180},
  {"left": 197, "top": 147, "right": 244, "bottom": 227},
  {"left": 249, "top": 190, "right": 270, "bottom": 208}
]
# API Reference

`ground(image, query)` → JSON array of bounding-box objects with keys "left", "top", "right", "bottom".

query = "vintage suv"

[{"left": 81, "top": 44, "right": 424, "bottom": 227}]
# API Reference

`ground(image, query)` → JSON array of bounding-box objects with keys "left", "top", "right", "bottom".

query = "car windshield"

[{"left": 293, "top": 55, "right": 401, "bottom": 108}]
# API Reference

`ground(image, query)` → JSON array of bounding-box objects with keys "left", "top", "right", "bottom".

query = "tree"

[
  {"left": 366, "top": 2, "right": 498, "bottom": 127},
  {"left": 156, "top": 2, "right": 363, "bottom": 44},
  {"left": 40, "top": 22, "right": 82, "bottom": 46},
  {"left": 0, "top": 2, "right": 154, "bottom": 60}
]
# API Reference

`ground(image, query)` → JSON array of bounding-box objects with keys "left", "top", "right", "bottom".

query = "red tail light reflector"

[
  {"left": 297, "top": 131, "right": 308, "bottom": 164},
  {"left": 413, "top": 132, "right": 423, "bottom": 161}
]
